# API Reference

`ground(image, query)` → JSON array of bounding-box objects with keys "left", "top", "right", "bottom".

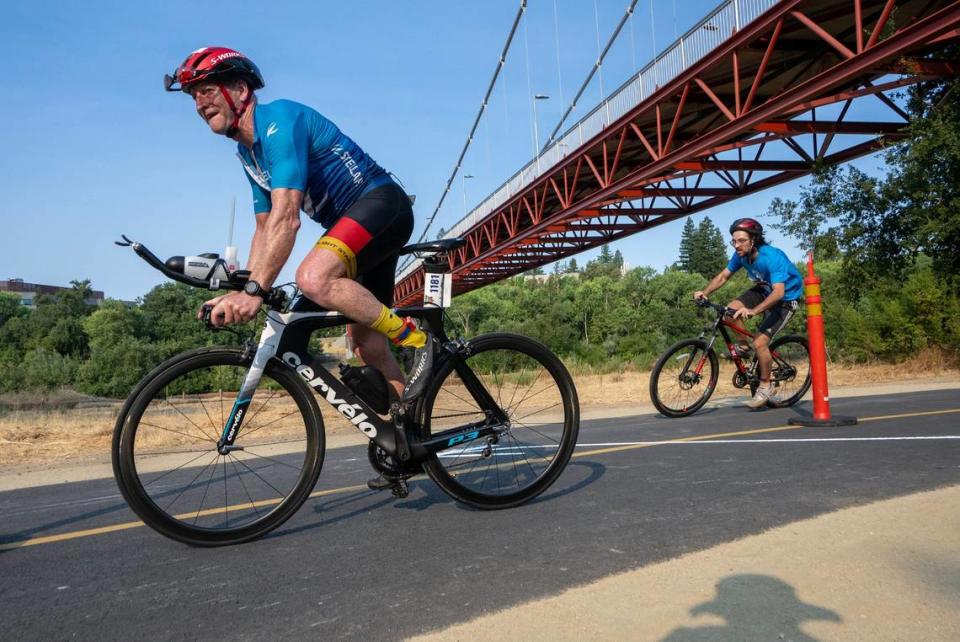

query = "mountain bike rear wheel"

[
  {"left": 418, "top": 333, "right": 579, "bottom": 509},
  {"left": 767, "top": 335, "right": 811, "bottom": 408},
  {"left": 113, "top": 347, "right": 324, "bottom": 546},
  {"left": 649, "top": 338, "right": 719, "bottom": 418}
]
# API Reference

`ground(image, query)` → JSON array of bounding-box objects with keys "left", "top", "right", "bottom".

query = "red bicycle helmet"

[
  {"left": 164, "top": 47, "right": 264, "bottom": 92},
  {"left": 729, "top": 217, "right": 763, "bottom": 235}
]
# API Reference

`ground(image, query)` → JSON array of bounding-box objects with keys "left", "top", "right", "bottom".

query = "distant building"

[{"left": 0, "top": 279, "right": 105, "bottom": 308}]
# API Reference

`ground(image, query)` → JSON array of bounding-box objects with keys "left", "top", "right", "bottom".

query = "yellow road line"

[
  {"left": 3, "top": 407, "right": 958, "bottom": 552},
  {"left": 0, "top": 485, "right": 367, "bottom": 552}
]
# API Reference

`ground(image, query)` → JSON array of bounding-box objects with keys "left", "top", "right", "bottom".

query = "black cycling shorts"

[
  {"left": 314, "top": 183, "right": 414, "bottom": 306},
  {"left": 736, "top": 285, "right": 801, "bottom": 338}
]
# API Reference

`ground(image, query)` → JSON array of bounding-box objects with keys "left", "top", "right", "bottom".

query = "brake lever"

[{"left": 200, "top": 304, "right": 220, "bottom": 329}]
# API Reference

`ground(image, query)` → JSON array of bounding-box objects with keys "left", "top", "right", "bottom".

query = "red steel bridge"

[{"left": 394, "top": 0, "right": 960, "bottom": 306}]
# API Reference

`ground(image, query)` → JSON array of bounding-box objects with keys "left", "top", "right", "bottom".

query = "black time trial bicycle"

[
  {"left": 111, "top": 236, "right": 579, "bottom": 546},
  {"left": 649, "top": 298, "right": 811, "bottom": 418}
]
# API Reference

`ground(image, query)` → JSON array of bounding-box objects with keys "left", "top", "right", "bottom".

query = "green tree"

[
  {"left": 767, "top": 57, "right": 960, "bottom": 295},
  {"left": 80, "top": 301, "right": 157, "bottom": 397},
  {"left": 693, "top": 217, "right": 728, "bottom": 279},
  {"left": 676, "top": 217, "right": 696, "bottom": 271},
  {"left": 0, "top": 292, "right": 26, "bottom": 326}
]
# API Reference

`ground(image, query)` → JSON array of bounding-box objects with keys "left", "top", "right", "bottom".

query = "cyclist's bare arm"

[
  {"left": 246, "top": 188, "right": 303, "bottom": 289},
  {"left": 695, "top": 268, "right": 732, "bottom": 300},
  {"left": 749, "top": 282, "right": 785, "bottom": 315},
  {"left": 199, "top": 188, "right": 303, "bottom": 325}
]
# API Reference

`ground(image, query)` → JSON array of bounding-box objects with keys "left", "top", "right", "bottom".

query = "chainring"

[{"left": 732, "top": 371, "right": 748, "bottom": 389}]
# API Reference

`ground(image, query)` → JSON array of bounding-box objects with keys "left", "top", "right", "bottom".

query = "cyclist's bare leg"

[
  {"left": 296, "top": 247, "right": 384, "bottom": 324},
  {"left": 752, "top": 332, "right": 772, "bottom": 386},
  {"left": 297, "top": 247, "right": 409, "bottom": 399},
  {"left": 350, "top": 323, "right": 404, "bottom": 399},
  {"left": 726, "top": 300, "right": 752, "bottom": 350}
]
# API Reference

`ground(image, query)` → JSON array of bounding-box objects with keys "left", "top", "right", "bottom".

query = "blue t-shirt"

[
  {"left": 726, "top": 244, "right": 804, "bottom": 301},
  {"left": 236, "top": 100, "right": 392, "bottom": 227}
]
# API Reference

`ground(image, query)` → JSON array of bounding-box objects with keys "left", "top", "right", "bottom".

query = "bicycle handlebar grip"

[{"left": 200, "top": 304, "right": 217, "bottom": 329}]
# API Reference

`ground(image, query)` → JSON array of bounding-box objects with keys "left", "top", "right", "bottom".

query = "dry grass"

[{"left": 1, "top": 350, "right": 957, "bottom": 468}]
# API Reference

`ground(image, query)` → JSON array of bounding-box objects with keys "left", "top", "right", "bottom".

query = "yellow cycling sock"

[{"left": 371, "top": 305, "right": 427, "bottom": 348}]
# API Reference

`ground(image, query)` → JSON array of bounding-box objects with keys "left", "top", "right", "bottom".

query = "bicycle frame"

[
  {"left": 216, "top": 304, "right": 510, "bottom": 465},
  {"left": 697, "top": 308, "right": 788, "bottom": 381}
]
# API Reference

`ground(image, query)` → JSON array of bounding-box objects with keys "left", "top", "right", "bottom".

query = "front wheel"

[
  {"left": 649, "top": 338, "right": 719, "bottom": 418},
  {"left": 113, "top": 347, "right": 324, "bottom": 546},
  {"left": 418, "top": 333, "right": 579, "bottom": 509},
  {"left": 767, "top": 335, "right": 811, "bottom": 408}
]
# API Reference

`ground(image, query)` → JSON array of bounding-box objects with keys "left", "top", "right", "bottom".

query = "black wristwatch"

[{"left": 243, "top": 279, "right": 270, "bottom": 299}]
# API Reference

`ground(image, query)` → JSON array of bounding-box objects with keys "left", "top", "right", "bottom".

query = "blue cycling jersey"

[
  {"left": 726, "top": 244, "right": 804, "bottom": 301},
  {"left": 237, "top": 100, "right": 392, "bottom": 227}
]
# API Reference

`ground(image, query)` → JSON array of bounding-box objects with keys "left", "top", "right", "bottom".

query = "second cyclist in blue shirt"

[{"left": 694, "top": 218, "right": 804, "bottom": 408}]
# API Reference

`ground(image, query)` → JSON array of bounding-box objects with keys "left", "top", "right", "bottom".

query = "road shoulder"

[{"left": 411, "top": 484, "right": 960, "bottom": 641}]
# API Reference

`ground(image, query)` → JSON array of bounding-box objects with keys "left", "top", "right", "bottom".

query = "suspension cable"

[
  {"left": 553, "top": 0, "right": 565, "bottom": 110},
  {"left": 542, "top": 0, "right": 640, "bottom": 150},
  {"left": 397, "top": 0, "right": 528, "bottom": 275}
]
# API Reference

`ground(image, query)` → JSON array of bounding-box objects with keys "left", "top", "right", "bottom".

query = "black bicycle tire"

[
  {"left": 418, "top": 333, "right": 579, "bottom": 509},
  {"left": 767, "top": 335, "right": 812, "bottom": 408},
  {"left": 115, "top": 347, "right": 324, "bottom": 546},
  {"left": 112, "top": 346, "right": 240, "bottom": 497},
  {"left": 649, "top": 338, "right": 719, "bottom": 418}
]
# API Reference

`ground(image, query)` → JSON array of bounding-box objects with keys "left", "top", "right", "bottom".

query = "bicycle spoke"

[
  {"left": 159, "top": 397, "right": 220, "bottom": 443},
  {"left": 222, "top": 457, "right": 229, "bottom": 528},
  {"left": 192, "top": 455, "right": 222, "bottom": 525},
  {"left": 240, "top": 388, "right": 281, "bottom": 430},
  {"left": 238, "top": 407, "right": 303, "bottom": 439},
  {"left": 236, "top": 448, "right": 306, "bottom": 472},
  {"left": 512, "top": 401, "right": 562, "bottom": 425},
  {"left": 195, "top": 394, "right": 221, "bottom": 441},
  {"left": 510, "top": 418, "right": 562, "bottom": 444},
  {"left": 160, "top": 451, "right": 220, "bottom": 514},
  {"left": 230, "top": 454, "right": 289, "bottom": 499},
  {"left": 508, "top": 369, "right": 547, "bottom": 411},
  {"left": 228, "top": 455, "right": 263, "bottom": 519},
  {"left": 140, "top": 448, "right": 217, "bottom": 489},
  {"left": 504, "top": 363, "right": 531, "bottom": 412},
  {"left": 139, "top": 420, "right": 217, "bottom": 446}
]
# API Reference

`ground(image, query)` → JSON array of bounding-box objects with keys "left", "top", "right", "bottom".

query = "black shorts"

[
  {"left": 314, "top": 183, "right": 414, "bottom": 306},
  {"left": 736, "top": 285, "right": 800, "bottom": 338}
]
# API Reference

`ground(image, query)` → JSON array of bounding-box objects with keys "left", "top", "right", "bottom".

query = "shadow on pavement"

[{"left": 661, "top": 574, "right": 841, "bottom": 642}]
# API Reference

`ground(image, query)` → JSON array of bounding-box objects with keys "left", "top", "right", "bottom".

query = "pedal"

[{"left": 390, "top": 479, "right": 409, "bottom": 498}]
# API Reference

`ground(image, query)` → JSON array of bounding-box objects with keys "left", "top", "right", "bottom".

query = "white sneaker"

[{"left": 744, "top": 386, "right": 773, "bottom": 408}]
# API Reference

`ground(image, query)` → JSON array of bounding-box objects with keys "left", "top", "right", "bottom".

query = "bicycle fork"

[{"left": 217, "top": 317, "right": 284, "bottom": 454}]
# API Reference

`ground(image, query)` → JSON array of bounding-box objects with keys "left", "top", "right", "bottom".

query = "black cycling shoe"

[
  {"left": 367, "top": 473, "right": 396, "bottom": 491},
  {"left": 367, "top": 474, "right": 411, "bottom": 498},
  {"left": 401, "top": 333, "right": 435, "bottom": 402}
]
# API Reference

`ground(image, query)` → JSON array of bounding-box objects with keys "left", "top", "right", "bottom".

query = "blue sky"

[{"left": 1, "top": 1, "right": 888, "bottom": 300}]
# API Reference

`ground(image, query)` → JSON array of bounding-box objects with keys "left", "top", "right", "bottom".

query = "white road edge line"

[{"left": 573, "top": 436, "right": 960, "bottom": 446}]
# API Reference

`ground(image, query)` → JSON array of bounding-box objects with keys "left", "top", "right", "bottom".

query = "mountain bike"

[
  {"left": 648, "top": 298, "right": 811, "bottom": 418},
  {"left": 111, "top": 236, "right": 579, "bottom": 546}
]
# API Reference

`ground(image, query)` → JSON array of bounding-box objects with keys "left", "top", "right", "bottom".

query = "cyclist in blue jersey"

[
  {"left": 163, "top": 47, "right": 435, "bottom": 414},
  {"left": 694, "top": 218, "right": 804, "bottom": 408}
]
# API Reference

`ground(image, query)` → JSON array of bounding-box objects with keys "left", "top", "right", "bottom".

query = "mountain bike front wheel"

[
  {"left": 649, "top": 338, "right": 719, "bottom": 418},
  {"left": 418, "top": 333, "right": 579, "bottom": 509},
  {"left": 113, "top": 347, "right": 324, "bottom": 546}
]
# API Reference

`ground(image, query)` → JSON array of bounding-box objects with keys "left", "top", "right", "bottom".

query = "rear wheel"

[
  {"left": 649, "top": 339, "right": 719, "bottom": 418},
  {"left": 114, "top": 347, "right": 324, "bottom": 546},
  {"left": 767, "top": 335, "right": 811, "bottom": 408},
  {"left": 419, "top": 333, "right": 579, "bottom": 509}
]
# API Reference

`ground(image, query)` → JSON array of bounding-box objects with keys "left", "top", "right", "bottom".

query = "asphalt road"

[{"left": 1, "top": 389, "right": 958, "bottom": 640}]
